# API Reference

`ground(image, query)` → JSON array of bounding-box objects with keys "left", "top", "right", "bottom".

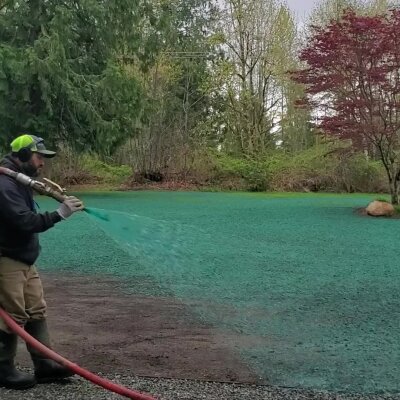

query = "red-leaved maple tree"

[{"left": 293, "top": 9, "right": 400, "bottom": 204}]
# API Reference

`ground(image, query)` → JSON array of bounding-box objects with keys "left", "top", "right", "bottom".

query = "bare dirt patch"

[{"left": 15, "top": 273, "right": 261, "bottom": 384}]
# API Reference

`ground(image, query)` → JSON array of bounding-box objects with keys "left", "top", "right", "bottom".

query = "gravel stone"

[{"left": 1, "top": 373, "right": 400, "bottom": 400}]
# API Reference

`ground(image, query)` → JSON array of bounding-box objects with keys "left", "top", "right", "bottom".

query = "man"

[{"left": 0, "top": 134, "right": 84, "bottom": 390}]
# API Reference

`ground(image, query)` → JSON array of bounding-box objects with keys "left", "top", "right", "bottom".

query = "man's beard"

[{"left": 21, "top": 161, "right": 39, "bottom": 177}]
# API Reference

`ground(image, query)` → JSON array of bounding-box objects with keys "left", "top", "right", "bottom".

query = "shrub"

[
  {"left": 208, "top": 144, "right": 388, "bottom": 194},
  {"left": 81, "top": 155, "right": 131, "bottom": 184},
  {"left": 47, "top": 151, "right": 131, "bottom": 186},
  {"left": 212, "top": 153, "right": 269, "bottom": 191}
]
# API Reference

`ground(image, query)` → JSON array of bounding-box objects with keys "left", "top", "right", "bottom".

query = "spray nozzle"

[{"left": 42, "top": 178, "right": 67, "bottom": 195}]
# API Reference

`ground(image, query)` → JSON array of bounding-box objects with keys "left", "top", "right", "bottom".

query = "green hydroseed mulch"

[{"left": 36, "top": 192, "right": 400, "bottom": 394}]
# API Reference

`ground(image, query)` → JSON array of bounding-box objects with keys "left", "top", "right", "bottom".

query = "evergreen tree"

[{"left": 0, "top": 0, "right": 151, "bottom": 155}]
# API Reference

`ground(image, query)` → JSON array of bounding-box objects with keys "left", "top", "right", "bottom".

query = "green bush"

[
  {"left": 81, "top": 155, "right": 131, "bottom": 184},
  {"left": 48, "top": 151, "right": 131, "bottom": 186},
  {"left": 266, "top": 146, "right": 337, "bottom": 192},
  {"left": 375, "top": 197, "right": 390, "bottom": 203},
  {"left": 336, "top": 153, "right": 386, "bottom": 193},
  {"left": 209, "top": 144, "right": 388, "bottom": 194},
  {"left": 212, "top": 153, "right": 269, "bottom": 191}
]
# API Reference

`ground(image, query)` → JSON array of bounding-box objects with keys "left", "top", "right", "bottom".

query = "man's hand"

[{"left": 57, "top": 196, "right": 84, "bottom": 219}]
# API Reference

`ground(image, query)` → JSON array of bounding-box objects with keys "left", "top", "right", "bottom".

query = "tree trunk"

[{"left": 389, "top": 178, "right": 399, "bottom": 205}]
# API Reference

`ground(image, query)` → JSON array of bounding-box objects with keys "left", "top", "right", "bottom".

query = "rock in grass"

[{"left": 366, "top": 200, "right": 395, "bottom": 217}]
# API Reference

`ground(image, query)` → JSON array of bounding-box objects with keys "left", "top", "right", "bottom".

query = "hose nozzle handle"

[{"left": 0, "top": 167, "right": 67, "bottom": 203}]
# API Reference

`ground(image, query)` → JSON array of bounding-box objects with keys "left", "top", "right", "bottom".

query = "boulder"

[{"left": 366, "top": 200, "right": 395, "bottom": 217}]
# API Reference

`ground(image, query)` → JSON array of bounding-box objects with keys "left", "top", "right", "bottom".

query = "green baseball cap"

[{"left": 10, "top": 134, "right": 56, "bottom": 158}]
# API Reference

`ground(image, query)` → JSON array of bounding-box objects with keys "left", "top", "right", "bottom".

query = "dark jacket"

[{"left": 0, "top": 155, "right": 62, "bottom": 265}]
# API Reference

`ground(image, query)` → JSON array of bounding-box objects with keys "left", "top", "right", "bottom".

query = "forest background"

[{"left": 0, "top": 0, "right": 397, "bottom": 198}]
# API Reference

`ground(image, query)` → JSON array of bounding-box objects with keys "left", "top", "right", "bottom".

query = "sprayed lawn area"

[{"left": 37, "top": 192, "right": 400, "bottom": 393}]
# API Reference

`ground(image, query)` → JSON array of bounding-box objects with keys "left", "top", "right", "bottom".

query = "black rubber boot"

[
  {"left": 0, "top": 330, "right": 36, "bottom": 389},
  {"left": 25, "top": 320, "right": 74, "bottom": 383},
  {"left": 30, "top": 358, "right": 74, "bottom": 383}
]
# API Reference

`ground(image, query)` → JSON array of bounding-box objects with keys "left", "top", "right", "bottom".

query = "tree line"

[{"left": 0, "top": 0, "right": 399, "bottom": 201}]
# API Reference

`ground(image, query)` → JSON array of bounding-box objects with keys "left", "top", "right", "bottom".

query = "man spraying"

[{"left": 0, "top": 134, "right": 84, "bottom": 389}]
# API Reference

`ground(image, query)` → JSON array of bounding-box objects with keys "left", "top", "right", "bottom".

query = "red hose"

[{"left": 0, "top": 308, "right": 156, "bottom": 400}]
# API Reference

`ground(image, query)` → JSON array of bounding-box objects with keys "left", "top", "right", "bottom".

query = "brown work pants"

[{"left": 0, "top": 257, "right": 47, "bottom": 333}]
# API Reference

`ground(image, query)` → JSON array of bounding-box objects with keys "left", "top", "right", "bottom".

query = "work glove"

[{"left": 57, "top": 196, "right": 84, "bottom": 219}]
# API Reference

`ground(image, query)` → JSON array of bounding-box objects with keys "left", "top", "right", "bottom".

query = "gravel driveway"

[{"left": 1, "top": 374, "right": 399, "bottom": 400}]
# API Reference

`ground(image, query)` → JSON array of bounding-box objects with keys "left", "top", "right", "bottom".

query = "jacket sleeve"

[{"left": 0, "top": 181, "right": 62, "bottom": 233}]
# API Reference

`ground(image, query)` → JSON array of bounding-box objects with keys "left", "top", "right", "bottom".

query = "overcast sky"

[{"left": 286, "top": 0, "right": 319, "bottom": 19}]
